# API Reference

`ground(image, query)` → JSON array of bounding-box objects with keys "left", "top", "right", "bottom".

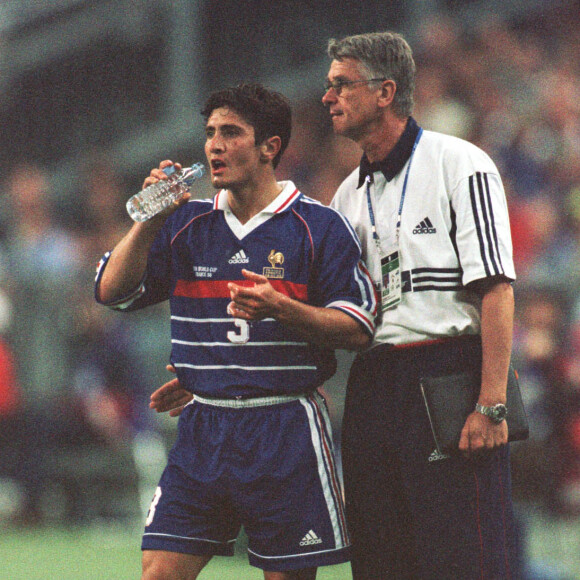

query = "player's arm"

[
  {"left": 227, "top": 269, "right": 371, "bottom": 351},
  {"left": 98, "top": 221, "right": 164, "bottom": 303},
  {"left": 97, "top": 161, "right": 187, "bottom": 303},
  {"left": 459, "top": 278, "right": 513, "bottom": 456}
]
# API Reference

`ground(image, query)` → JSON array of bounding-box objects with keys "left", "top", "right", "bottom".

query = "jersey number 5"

[{"left": 227, "top": 319, "right": 250, "bottom": 344}]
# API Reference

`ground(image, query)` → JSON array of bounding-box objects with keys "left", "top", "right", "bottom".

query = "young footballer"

[{"left": 95, "top": 83, "right": 376, "bottom": 580}]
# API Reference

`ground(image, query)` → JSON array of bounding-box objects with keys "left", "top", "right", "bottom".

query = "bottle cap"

[{"left": 182, "top": 163, "right": 205, "bottom": 186}]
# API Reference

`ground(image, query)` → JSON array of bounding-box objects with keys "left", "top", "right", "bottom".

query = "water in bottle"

[{"left": 126, "top": 163, "right": 205, "bottom": 222}]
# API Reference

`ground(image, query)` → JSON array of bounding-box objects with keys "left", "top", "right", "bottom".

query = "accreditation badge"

[{"left": 380, "top": 247, "right": 402, "bottom": 311}]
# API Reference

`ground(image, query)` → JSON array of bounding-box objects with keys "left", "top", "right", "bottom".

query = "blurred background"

[{"left": 0, "top": 0, "right": 579, "bottom": 578}]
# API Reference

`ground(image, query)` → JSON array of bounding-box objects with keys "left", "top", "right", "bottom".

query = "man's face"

[
  {"left": 322, "top": 58, "right": 383, "bottom": 142},
  {"left": 205, "top": 107, "right": 262, "bottom": 190}
]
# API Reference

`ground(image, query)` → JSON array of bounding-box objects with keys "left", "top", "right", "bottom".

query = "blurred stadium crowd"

[{"left": 0, "top": 0, "right": 578, "bottom": 559}]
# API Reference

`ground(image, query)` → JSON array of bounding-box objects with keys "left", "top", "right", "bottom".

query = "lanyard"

[{"left": 365, "top": 128, "right": 423, "bottom": 248}]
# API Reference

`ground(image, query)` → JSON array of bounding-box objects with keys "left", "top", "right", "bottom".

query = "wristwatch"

[{"left": 475, "top": 403, "right": 508, "bottom": 424}]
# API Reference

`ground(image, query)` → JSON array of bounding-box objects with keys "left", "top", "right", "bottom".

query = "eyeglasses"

[{"left": 323, "top": 78, "right": 386, "bottom": 95}]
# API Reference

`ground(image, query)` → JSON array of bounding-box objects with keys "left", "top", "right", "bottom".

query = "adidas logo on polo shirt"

[
  {"left": 228, "top": 250, "right": 250, "bottom": 264},
  {"left": 413, "top": 217, "right": 436, "bottom": 234},
  {"left": 299, "top": 530, "right": 323, "bottom": 546}
]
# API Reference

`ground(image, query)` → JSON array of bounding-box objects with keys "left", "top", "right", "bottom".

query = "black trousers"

[{"left": 342, "top": 337, "right": 520, "bottom": 580}]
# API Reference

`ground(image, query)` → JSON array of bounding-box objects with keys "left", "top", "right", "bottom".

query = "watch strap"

[{"left": 475, "top": 402, "right": 507, "bottom": 423}]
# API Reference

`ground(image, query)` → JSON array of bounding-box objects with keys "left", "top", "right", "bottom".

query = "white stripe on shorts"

[{"left": 300, "top": 392, "right": 350, "bottom": 549}]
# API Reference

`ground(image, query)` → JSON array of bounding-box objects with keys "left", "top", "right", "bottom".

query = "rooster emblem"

[
  {"left": 268, "top": 250, "right": 285, "bottom": 268},
  {"left": 264, "top": 250, "right": 285, "bottom": 279}
]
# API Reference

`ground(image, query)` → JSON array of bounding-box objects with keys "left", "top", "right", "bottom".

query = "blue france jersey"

[{"left": 96, "top": 181, "right": 376, "bottom": 398}]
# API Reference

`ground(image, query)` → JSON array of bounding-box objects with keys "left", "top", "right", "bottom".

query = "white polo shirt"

[{"left": 331, "top": 118, "right": 516, "bottom": 348}]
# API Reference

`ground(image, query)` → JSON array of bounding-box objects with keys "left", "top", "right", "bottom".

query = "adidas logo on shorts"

[
  {"left": 228, "top": 250, "right": 250, "bottom": 264},
  {"left": 299, "top": 530, "right": 323, "bottom": 546},
  {"left": 413, "top": 217, "right": 436, "bottom": 234}
]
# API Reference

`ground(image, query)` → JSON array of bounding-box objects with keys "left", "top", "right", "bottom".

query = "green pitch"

[
  {"left": 0, "top": 526, "right": 352, "bottom": 580},
  {"left": 2, "top": 513, "right": 580, "bottom": 579}
]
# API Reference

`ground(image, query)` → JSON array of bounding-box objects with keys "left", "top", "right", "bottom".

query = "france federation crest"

[{"left": 263, "top": 249, "right": 284, "bottom": 279}]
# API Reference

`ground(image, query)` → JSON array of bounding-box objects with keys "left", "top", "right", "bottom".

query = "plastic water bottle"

[{"left": 126, "top": 163, "right": 205, "bottom": 222}]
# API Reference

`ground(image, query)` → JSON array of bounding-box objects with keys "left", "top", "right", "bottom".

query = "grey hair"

[{"left": 327, "top": 32, "right": 415, "bottom": 117}]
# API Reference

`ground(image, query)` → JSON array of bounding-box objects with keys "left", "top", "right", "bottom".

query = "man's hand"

[
  {"left": 227, "top": 268, "right": 370, "bottom": 351},
  {"left": 142, "top": 160, "right": 191, "bottom": 216},
  {"left": 97, "top": 160, "right": 191, "bottom": 304},
  {"left": 458, "top": 411, "right": 508, "bottom": 458},
  {"left": 149, "top": 365, "right": 193, "bottom": 417},
  {"left": 227, "top": 269, "right": 283, "bottom": 320}
]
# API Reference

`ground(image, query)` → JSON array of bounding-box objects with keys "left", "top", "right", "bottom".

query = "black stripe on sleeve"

[
  {"left": 469, "top": 174, "right": 492, "bottom": 277},
  {"left": 476, "top": 172, "right": 500, "bottom": 275},
  {"left": 482, "top": 172, "right": 505, "bottom": 274}
]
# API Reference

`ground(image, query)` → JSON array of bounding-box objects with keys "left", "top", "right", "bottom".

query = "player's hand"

[
  {"left": 142, "top": 160, "right": 191, "bottom": 213},
  {"left": 149, "top": 365, "right": 193, "bottom": 417},
  {"left": 458, "top": 411, "right": 508, "bottom": 459},
  {"left": 227, "top": 269, "right": 283, "bottom": 321}
]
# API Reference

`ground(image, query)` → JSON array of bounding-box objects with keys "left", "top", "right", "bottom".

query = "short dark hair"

[{"left": 201, "top": 83, "right": 292, "bottom": 168}]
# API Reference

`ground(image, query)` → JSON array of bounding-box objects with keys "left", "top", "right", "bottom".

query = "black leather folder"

[{"left": 420, "top": 365, "right": 529, "bottom": 453}]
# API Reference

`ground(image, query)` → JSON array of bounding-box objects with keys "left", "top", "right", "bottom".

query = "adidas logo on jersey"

[
  {"left": 299, "top": 530, "right": 323, "bottom": 546},
  {"left": 228, "top": 250, "right": 250, "bottom": 264},
  {"left": 413, "top": 217, "right": 436, "bottom": 234}
]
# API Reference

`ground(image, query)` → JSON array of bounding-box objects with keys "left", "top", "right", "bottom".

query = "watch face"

[{"left": 492, "top": 404, "right": 508, "bottom": 422}]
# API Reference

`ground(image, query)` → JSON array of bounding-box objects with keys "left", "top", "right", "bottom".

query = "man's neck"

[
  {"left": 359, "top": 115, "right": 408, "bottom": 164},
  {"left": 227, "top": 175, "right": 283, "bottom": 225}
]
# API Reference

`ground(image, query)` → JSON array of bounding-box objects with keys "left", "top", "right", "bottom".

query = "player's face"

[
  {"left": 205, "top": 107, "right": 263, "bottom": 190},
  {"left": 322, "top": 58, "right": 383, "bottom": 142}
]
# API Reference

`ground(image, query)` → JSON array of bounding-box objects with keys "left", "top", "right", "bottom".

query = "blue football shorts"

[{"left": 141, "top": 390, "right": 350, "bottom": 572}]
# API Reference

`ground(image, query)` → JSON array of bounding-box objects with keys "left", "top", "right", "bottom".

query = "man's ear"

[
  {"left": 377, "top": 79, "right": 397, "bottom": 109},
  {"left": 260, "top": 136, "right": 282, "bottom": 164}
]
